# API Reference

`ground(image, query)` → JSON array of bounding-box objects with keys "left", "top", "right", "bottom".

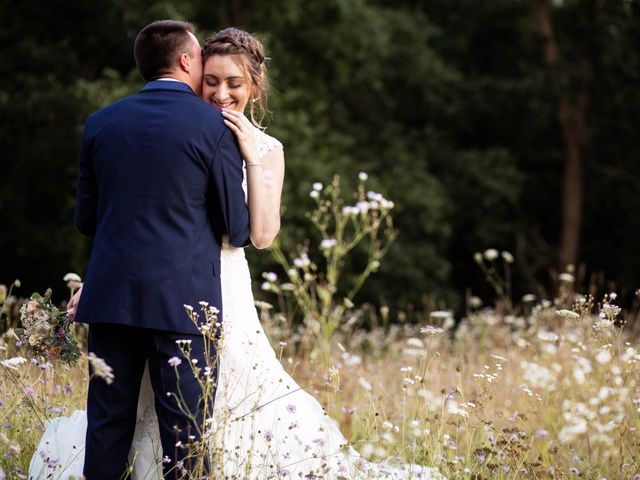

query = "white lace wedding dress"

[{"left": 28, "top": 128, "right": 444, "bottom": 480}]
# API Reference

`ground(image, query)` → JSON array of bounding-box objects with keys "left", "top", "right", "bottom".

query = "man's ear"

[{"left": 178, "top": 52, "right": 191, "bottom": 73}]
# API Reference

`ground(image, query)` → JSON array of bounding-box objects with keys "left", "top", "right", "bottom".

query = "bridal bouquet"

[{"left": 17, "top": 289, "right": 80, "bottom": 366}]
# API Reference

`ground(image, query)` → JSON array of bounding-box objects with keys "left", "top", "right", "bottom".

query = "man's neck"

[{"left": 156, "top": 71, "right": 190, "bottom": 85}]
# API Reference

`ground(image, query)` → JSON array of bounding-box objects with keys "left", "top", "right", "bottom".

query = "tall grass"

[
  {"left": 2, "top": 175, "right": 639, "bottom": 478},
  {"left": 3, "top": 274, "right": 639, "bottom": 478}
]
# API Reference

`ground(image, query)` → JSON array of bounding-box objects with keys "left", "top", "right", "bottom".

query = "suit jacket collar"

[{"left": 142, "top": 80, "right": 197, "bottom": 96}]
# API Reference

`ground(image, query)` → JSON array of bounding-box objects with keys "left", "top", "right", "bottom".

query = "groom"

[{"left": 72, "top": 20, "right": 249, "bottom": 479}]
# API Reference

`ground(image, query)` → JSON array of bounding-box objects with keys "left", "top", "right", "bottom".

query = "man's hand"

[{"left": 67, "top": 286, "right": 83, "bottom": 322}]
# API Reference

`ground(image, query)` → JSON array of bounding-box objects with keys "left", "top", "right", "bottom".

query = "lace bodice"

[{"left": 253, "top": 126, "right": 283, "bottom": 158}]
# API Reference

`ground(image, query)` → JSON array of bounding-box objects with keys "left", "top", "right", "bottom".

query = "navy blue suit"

[{"left": 75, "top": 80, "right": 250, "bottom": 479}]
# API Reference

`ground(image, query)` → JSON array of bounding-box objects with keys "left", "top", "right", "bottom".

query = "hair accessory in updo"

[{"left": 204, "top": 29, "right": 266, "bottom": 65}]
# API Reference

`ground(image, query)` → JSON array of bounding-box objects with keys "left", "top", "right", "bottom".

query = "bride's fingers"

[
  {"left": 221, "top": 109, "right": 240, "bottom": 119},
  {"left": 224, "top": 119, "right": 243, "bottom": 138},
  {"left": 222, "top": 109, "right": 250, "bottom": 127},
  {"left": 222, "top": 111, "right": 245, "bottom": 132}
]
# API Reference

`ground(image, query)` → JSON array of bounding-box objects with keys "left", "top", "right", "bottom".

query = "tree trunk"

[{"left": 533, "top": 0, "right": 590, "bottom": 269}]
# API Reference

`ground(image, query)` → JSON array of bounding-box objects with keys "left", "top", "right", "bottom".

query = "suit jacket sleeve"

[
  {"left": 211, "top": 128, "right": 251, "bottom": 248},
  {"left": 74, "top": 118, "right": 98, "bottom": 237}
]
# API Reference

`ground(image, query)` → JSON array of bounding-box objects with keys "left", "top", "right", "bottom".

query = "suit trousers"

[{"left": 83, "top": 323, "right": 215, "bottom": 479}]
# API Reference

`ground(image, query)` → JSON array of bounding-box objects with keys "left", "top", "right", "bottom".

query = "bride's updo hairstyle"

[{"left": 202, "top": 28, "right": 270, "bottom": 126}]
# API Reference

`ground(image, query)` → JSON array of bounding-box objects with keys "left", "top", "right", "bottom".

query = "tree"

[{"left": 534, "top": 0, "right": 590, "bottom": 269}]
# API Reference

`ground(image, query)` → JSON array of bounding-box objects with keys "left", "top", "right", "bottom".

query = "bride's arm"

[
  {"left": 222, "top": 109, "right": 285, "bottom": 249},
  {"left": 245, "top": 147, "right": 284, "bottom": 249}
]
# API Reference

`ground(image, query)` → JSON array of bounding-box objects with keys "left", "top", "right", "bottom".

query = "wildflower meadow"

[{"left": 1, "top": 176, "right": 639, "bottom": 479}]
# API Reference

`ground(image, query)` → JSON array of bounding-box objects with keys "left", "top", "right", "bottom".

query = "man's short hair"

[{"left": 134, "top": 20, "right": 196, "bottom": 82}]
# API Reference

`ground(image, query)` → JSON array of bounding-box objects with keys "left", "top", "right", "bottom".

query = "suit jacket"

[{"left": 74, "top": 80, "right": 250, "bottom": 334}]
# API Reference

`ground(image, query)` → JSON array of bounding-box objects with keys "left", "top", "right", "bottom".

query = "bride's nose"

[{"left": 212, "top": 86, "right": 229, "bottom": 102}]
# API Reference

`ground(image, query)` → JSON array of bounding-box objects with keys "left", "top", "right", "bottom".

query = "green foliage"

[
  {"left": 1, "top": 0, "right": 639, "bottom": 316},
  {"left": 266, "top": 174, "right": 397, "bottom": 361}
]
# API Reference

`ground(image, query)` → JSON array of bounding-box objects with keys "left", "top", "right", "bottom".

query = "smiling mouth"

[{"left": 211, "top": 100, "right": 235, "bottom": 108}]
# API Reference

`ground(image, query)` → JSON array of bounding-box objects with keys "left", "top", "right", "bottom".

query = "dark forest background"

[{"left": 1, "top": 0, "right": 639, "bottom": 317}]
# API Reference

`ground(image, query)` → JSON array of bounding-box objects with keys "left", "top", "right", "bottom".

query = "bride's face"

[{"left": 202, "top": 55, "right": 252, "bottom": 113}]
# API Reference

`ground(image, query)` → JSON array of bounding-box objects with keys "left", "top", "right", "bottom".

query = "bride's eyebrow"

[{"left": 204, "top": 74, "right": 244, "bottom": 81}]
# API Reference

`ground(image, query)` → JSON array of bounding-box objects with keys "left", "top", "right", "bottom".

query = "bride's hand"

[
  {"left": 67, "top": 285, "right": 82, "bottom": 322},
  {"left": 221, "top": 109, "right": 261, "bottom": 166}
]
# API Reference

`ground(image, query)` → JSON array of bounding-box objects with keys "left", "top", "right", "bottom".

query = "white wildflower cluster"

[
  {"left": 593, "top": 301, "right": 621, "bottom": 331},
  {"left": 361, "top": 442, "right": 388, "bottom": 460},
  {"left": 446, "top": 399, "right": 473, "bottom": 418},
  {"left": 469, "top": 310, "right": 500, "bottom": 328},
  {"left": 475, "top": 248, "right": 514, "bottom": 263},
  {"left": 598, "top": 302, "right": 621, "bottom": 323},
  {"left": 501, "top": 251, "right": 514, "bottom": 263},
  {"left": 473, "top": 361, "right": 502, "bottom": 387},
  {"left": 254, "top": 300, "right": 273, "bottom": 311},
  {"left": 571, "top": 356, "right": 593, "bottom": 385},
  {"left": 0, "top": 356, "right": 27, "bottom": 370},
  {"left": 622, "top": 345, "right": 640, "bottom": 364},
  {"left": 556, "top": 309, "right": 580, "bottom": 319},
  {"left": 483, "top": 249, "right": 499, "bottom": 261},
  {"left": 537, "top": 330, "right": 559, "bottom": 342},
  {"left": 402, "top": 337, "right": 427, "bottom": 358},
  {"left": 319, "top": 239, "right": 337, "bottom": 250},
  {"left": 503, "top": 315, "right": 525, "bottom": 330},
  {"left": 559, "top": 399, "right": 618, "bottom": 447},
  {"left": 63, "top": 272, "right": 82, "bottom": 290},
  {"left": 429, "top": 310, "right": 455, "bottom": 330},
  {"left": 183, "top": 302, "right": 219, "bottom": 338},
  {"left": 263, "top": 272, "right": 277, "bottom": 283},
  {"left": 420, "top": 325, "right": 444, "bottom": 337},
  {"left": 168, "top": 356, "right": 182, "bottom": 367},
  {"left": 261, "top": 271, "right": 279, "bottom": 292},
  {"left": 340, "top": 351, "right": 362, "bottom": 367},
  {"left": 416, "top": 388, "right": 445, "bottom": 413},
  {"left": 358, "top": 377, "right": 373, "bottom": 392},
  {"left": 468, "top": 296, "right": 483, "bottom": 309},
  {"left": 309, "top": 182, "right": 322, "bottom": 199},
  {"left": 293, "top": 252, "right": 311, "bottom": 269},
  {"left": 594, "top": 347, "right": 612, "bottom": 364},
  {"left": 342, "top": 191, "right": 394, "bottom": 216},
  {"left": 559, "top": 272, "right": 575, "bottom": 283},
  {"left": 520, "top": 360, "right": 560, "bottom": 391}
]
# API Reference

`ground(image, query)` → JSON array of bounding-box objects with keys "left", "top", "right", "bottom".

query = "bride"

[{"left": 29, "top": 28, "right": 444, "bottom": 480}]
